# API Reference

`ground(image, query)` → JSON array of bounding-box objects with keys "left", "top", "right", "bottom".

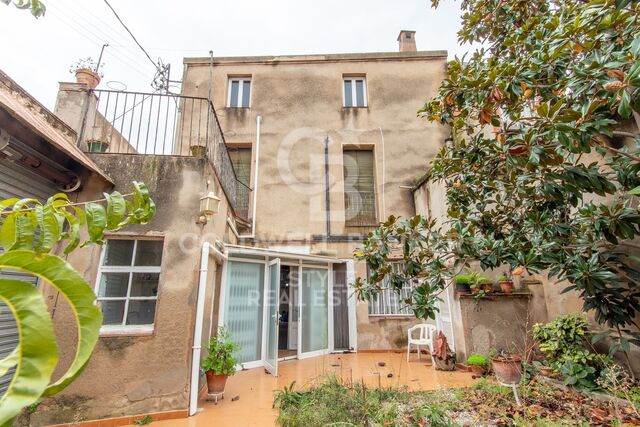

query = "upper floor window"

[
  {"left": 343, "top": 149, "right": 377, "bottom": 226},
  {"left": 343, "top": 77, "right": 367, "bottom": 107},
  {"left": 96, "top": 238, "right": 164, "bottom": 333},
  {"left": 228, "top": 78, "right": 252, "bottom": 108}
]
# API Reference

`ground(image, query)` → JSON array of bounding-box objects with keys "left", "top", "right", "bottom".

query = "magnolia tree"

[
  {"left": 0, "top": 183, "right": 155, "bottom": 424},
  {"left": 1, "top": 0, "right": 45, "bottom": 17},
  {"left": 354, "top": 0, "right": 640, "bottom": 356}
]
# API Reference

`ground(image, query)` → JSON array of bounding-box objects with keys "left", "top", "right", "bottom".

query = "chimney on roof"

[{"left": 397, "top": 30, "right": 417, "bottom": 52}]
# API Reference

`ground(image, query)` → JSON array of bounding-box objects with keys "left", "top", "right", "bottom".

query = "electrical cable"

[{"left": 102, "top": 0, "right": 159, "bottom": 72}]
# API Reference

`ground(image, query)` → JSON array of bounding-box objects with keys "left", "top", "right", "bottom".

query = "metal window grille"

[{"left": 368, "top": 262, "right": 413, "bottom": 316}]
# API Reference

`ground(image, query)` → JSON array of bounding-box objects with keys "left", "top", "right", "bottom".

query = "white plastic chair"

[{"left": 407, "top": 324, "right": 437, "bottom": 363}]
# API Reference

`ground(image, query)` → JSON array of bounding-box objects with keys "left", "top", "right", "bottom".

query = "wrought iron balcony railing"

[{"left": 85, "top": 90, "right": 251, "bottom": 220}]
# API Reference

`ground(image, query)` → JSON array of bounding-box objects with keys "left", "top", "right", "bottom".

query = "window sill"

[
  {"left": 368, "top": 315, "right": 415, "bottom": 320},
  {"left": 99, "top": 325, "right": 155, "bottom": 337},
  {"left": 342, "top": 106, "right": 368, "bottom": 109},
  {"left": 345, "top": 222, "right": 378, "bottom": 228}
]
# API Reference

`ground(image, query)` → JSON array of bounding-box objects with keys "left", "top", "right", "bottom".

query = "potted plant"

[
  {"left": 201, "top": 328, "right": 239, "bottom": 395},
  {"left": 477, "top": 276, "right": 493, "bottom": 293},
  {"left": 190, "top": 145, "right": 207, "bottom": 157},
  {"left": 70, "top": 57, "right": 103, "bottom": 90},
  {"left": 86, "top": 139, "right": 109, "bottom": 153},
  {"left": 498, "top": 273, "right": 514, "bottom": 293},
  {"left": 466, "top": 353, "right": 490, "bottom": 376},
  {"left": 453, "top": 274, "right": 473, "bottom": 294},
  {"left": 491, "top": 351, "right": 522, "bottom": 385}
]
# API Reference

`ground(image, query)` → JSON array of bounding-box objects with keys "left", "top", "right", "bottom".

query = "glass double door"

[
  {"left": 224, "top": 259, "right": 331, "bottom": 377},
  {"left": 265, "top": 263, "right": 330, "bottom": 375}
]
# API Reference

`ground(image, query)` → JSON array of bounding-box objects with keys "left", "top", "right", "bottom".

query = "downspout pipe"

[
  {"left": 324, "top": 136, "right": 331, "bottom": 237},
  {"left": 189, "top": 241, "right": 227, "bottom": 416},
  {"left": 239, "top": 114, "right": 261, "bottom": 239}
]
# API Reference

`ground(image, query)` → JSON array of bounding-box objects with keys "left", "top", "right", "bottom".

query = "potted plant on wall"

[
  {"left": 466, "top": 353, "right": 490, "bottom": 376},
  {"left": 476, "top": 276, "right": 493, "bottom": 293},
  {"left": 190, "top": 137, "right": 208, "bottom": 157},
  {"left": 453, "top": 273, "right": 473, "bottom": 294},
  {"left": 498, "top": 273, "right": 514, "bottom": 293},
  {"left": 86, "top": 139, "right": 109, "bottom": 153},
  {"left": 69, "top": 57, "right": 104, "bottom": 90},
  {"left": 201, "top": 328, "right": 239, "bottom": 395}
]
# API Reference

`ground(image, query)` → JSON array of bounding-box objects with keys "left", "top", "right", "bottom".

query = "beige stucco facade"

[
  {"left": 181, "top": 48, "right": 449, "bottom": 351},
  {"left": 11, "top": 38, "right": 454, "bottom": 424}
]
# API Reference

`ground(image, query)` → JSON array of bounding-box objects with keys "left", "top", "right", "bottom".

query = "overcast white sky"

[{"left": 0, "top": 0, "right": 470, "bottom": 109}]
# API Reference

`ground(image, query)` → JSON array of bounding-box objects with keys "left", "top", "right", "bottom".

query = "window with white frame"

[
  {"left": 96, "top": 239, "right": 163, "bottom": 332},
  {"left": 227, "top": 78, "right": 252, "bottom": 108},
  {"left": 343, "top": 77, "right": 367, "bottom": 107},
  {"left": 368, "top": 262, "right": 413, "bottom": 316}
]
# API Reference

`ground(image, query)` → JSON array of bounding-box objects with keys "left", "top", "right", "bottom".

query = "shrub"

[
  {"left": 467, "top": 354, "right": 490, "bottom": 367},
  {"left": 533, "top": 313, "right": 590, "bottom": 362},
  {"left": 201, "top": 328, "right": 239, "bottom": 376}
]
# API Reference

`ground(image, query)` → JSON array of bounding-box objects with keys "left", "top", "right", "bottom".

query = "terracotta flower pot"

[
  {"left": 469, "top": 365, "right": 486, "bottom": 377},
  {"left": 482, "top": 282, "right": 493, "bottom": 293},
  {"left": 491, "top": 354, "right": 522, "bottom": 385},
  {"left": 205, "top": 371, "right": 228, "bottom": 394},
  {"left": 75, "top": 68, "right": 101, "bottom": 89},
  {"left": 499, "top": 280, "right": 514, "bottom": 293}
]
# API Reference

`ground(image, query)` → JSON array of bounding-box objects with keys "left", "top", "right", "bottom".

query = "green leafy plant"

[
  {"left": 201, "top": 328, "right": 239, "bottom": 376},
  {"left": 413, "top": 404, "right": 454, "bottom": 427},
  {"left": 0, "top": 182, "right": 155, "bottom": 424},
  {"left": 0, "top": 0, "right": 45, "bottom": 17},
  {"left": 498, "top": 274, "right": 510, "bottom": 282},
  {"left": 533, "top": 314, "right": 590, "bottom": 362},
  {"left": 453, "top": 274, "right": 474, "bottom": 286},
  {"left": 467, "top": 354, "right": 490, "bottom": 367},
  {"left": 560, "top": 360, "right": 598, "bottom": 392},
  {"left": 134, "top": 415, "right": 152, "bottom": 426}
]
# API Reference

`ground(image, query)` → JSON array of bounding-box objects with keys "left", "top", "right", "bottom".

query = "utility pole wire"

[{"left": 102, "top": 0, "right": 159, "bottom": 72}]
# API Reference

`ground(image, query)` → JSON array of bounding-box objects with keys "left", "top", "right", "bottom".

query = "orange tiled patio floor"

[{"left": 135, "top": 352, "right": 475, "bottom": 427}]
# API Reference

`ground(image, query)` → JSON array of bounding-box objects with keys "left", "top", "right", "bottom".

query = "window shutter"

[
  {"left": 343, "top": 150, "right": 376, "bottom": 226},
  {"left": 229, "top": 147, "right": 252, "bottom": 219}
]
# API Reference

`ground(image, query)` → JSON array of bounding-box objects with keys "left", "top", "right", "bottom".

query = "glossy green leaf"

[
  {"left": 105, "top": 191, "right": 126, "bottom": 230},
  {"left": 0, "top": 251, "right": 102, "bottom": 397},
  {"left": 0, "top": 278, "right": 58, "bottom": 425},
  {"left": 84, "top": 202, "right": 106, "bottom": 245}
]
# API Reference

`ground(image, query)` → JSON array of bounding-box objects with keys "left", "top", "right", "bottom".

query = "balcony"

[{"left": 84, "top": 89, "right": 251, "bottom": 220}]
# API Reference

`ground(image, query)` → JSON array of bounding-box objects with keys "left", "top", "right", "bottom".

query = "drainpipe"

[
  {"left": 324, "top": 136, "right": 331, "bottom": 237},
  {"left": 189, "top": 241, "right": 227, "bottom": 416},
  {"left": 239, "top": 114, "right": 261, "bottom": 239},
  {"left": 379, "top": 127, "right": 386, "bottom": 220}
]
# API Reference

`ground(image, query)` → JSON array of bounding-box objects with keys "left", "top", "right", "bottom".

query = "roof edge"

[{"left": 184, "top": 50, "right": 448, "bottom": 65}]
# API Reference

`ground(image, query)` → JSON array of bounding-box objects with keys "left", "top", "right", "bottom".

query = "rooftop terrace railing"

[{"left": 86, "top": 89, "right": 251, "bottom": 220}]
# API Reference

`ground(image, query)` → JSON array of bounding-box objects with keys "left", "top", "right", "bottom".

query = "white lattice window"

[
  {"left": 368, "top": 262, "right": 413, "bottom": 316},
  {"left": 95, "top": 238, "right": 163, "bottom": 333}
]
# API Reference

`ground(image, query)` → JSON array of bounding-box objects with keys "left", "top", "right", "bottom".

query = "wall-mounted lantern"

[{"left": 197, "top": 191, "right": 221, "bottom": 224}]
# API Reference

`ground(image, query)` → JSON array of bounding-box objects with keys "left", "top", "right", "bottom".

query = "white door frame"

[
  {"left": 263, "top": 258, "right": 281, "bottom": 376},
  {"left": 297, "top": 264, "right": 332, "bottom": 360},
  {"left": 217, "top": 248, "right": 339, "bottom": 368}
]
